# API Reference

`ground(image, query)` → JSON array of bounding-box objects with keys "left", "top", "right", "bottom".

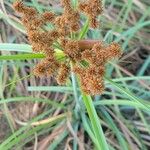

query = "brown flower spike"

[{"left": 14, "top": 0, "right": 122, "bottom": 95}]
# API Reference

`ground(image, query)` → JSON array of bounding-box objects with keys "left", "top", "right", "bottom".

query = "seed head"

[
  {"left": 56, "top": 63, "right": 70, "bottom": 85},
  {"left": 48, "top": 30, "right": 59, "bottom": 40},
  {"left": 79, "top": 0, "right": 103, "bottom": 28},
  {"left": 14, "top": 0, "right": 122, "bottom": 95},
  {"left": 105, "top": 42, "right": 122, "bottom": 60},
  {"left": 33, "top": 57, "right": 59, "bottom": 77},
  {"left": 90, "top": 17, "right": 99, "bottom": 28},
  {"left": 13, "top": 1, "right": 37, "bottom": 16},
  {"left": 73, "top": 64, "right": 105, "bottom": 95},
  {"left": 45, "top": 57, "right": 60, "bottom": 77},
  {"left": 61, "top": 0, "right": 71, "bottom": 7},
  {"left": 64, "top": 10, "right": 80, "bottom": 32},
  {"left": 13, "top": 1, "right": 24, "bottom": 13},
  {"left": 64, "top": 40, "right": 81, "bottom": 61},
  {"left": 42, "top": 12, "right": 56, "bottom": 23},
  {"left": 82, "top": 49, "right": 96, "bottom": 64},
  {"left": 33, "top": 60, "right": 48, "bottom": 77},
  {"left": 60, "top": 0, "right": 80, "bottom": 32}
]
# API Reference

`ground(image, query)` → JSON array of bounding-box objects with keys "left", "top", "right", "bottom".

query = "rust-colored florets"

[
  {"left": 105, "top": 42, "right": 122, "bottom": 59},
  {"left": 60, "top": 0, "right": 80, "bottom": 32},
  {"left": 13, "top": 1, "right": 24, "bottom": 13},
  {"left": 79, "top": 0, "right": 103, "bottom": 28},
  {"left": 42, "top": 12, "right": 56, "bottom": 23},
  {"left": 74, "top": 65, "right": 105, "bottom": 95},
  {"left": 63, "top": 40, "right": 81, "bottom": 61},
  {"left": 74, "top": 41, "right": 122, "bottom": 95},
  {"left": 33, "top": 57, "right": 59, "bottom": 77},
  {"left": 14, "top": 0, "right": 122, "bottom": 95},
  {"left": 33, "top": 62, "right": 47, "bottom": 77},
  {"left": 61, "top": 0, "right": 71, "bottom": 8},
  {"left": 56, "top": 64, "right": 70, "bottom": 85},
  {"left": 13, "top": 1, "right": 37, "bottom": 16}
]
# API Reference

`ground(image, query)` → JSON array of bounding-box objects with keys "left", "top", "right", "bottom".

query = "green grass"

[{"left": 0, "top": 0, "right": 150, "bottom": 150}]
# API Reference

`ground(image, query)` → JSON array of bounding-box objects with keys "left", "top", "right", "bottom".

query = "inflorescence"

[{"left": 13, "top": 0, "right": 122, "bottom": 95}]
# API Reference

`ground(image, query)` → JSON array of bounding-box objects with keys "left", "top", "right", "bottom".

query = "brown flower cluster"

[
  {"left": 60, "top": 0, "right": 80, "bottom": 32},
  {"left": 74, "top": 42, "right": 121, "bottom": 95},
  {"left": 79, "top": 0, "right": 103, "bottom": 28},
  {"left": 14, "top": 0, "right": 122, "bottom": 95},
  {"left": 61, "top": 39, "right": 81, "bottom": 61}
]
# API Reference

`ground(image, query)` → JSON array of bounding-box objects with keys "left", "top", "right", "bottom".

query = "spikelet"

[
  {"left": 13, "top": 1, "right": 25, "bottom": 13},
  {"left": 28, "top": 30, "right": 56, "bottom": 49},
  {"left": 73, "top": 66, "right": 84, "bottom": 75},
  {"left": 60, "top": 38, "right": 68, "bottom": 48},
  {"left": 42, "top": 47, "right": 55, "bottom": 58},
  {"left": 73, "top": 66, "right": 90, "bottom": 94},
  {"left": 56, "top": 63, "right": 70, "bottom": 85},
  {"left": 90, "top": 17, "right": 99, "bottom": 28},
  {"left": 88, "top": 77, "right": 104, "bottom": 95},
  {"left": 33, "top": 57, "right": 59, "bottom": 77},
  {"left": 60, "top": 0, "right": 80, "bottom": 32},
  {"left": 47, "top": 30, "right": 59, "bottom": 40},
  {"left": 64, "top": 40, "right": 81, "bottom": 61},
  {"left": 21, "top": 17, "right": 38, "bottom": 31},
  {"left": 87, "top": 65, "right": 105, "bottom": 77},
  {"left": 28, "top": 31, "right": 43, "bottom": 43},
  {"left": 91, "top": 42, "right": 107, "bottom": 64},
  {"left": 31, "top": 43, "right": 43, "bottom": 53},
  {"left": 92, "top": 41, "right": 105, "bottom": 53},
  {"left": 73, "top": 65, "right": 105, "bottom": 95},
  {"left": 65, "top": 10, "right": 80, "bottom": 32},
  {"left": 79, "top": 0, "right": 103, "bottom": 28},
  {"left": 54, "top": 16, "right": 66, "bottom": 28},
  {"left": 105, "top": 42, "right": 122, "bottom": 60},
  {"left": 42, "top": 12, "right": 56, "bottom": 23},
  {"left": 73, "top": 66, "right": 105, "bottom": 95},
  {"left": 13, "top": 1, "right": 37, "bottom": 16},
  {"left": 54, "top": 16, "right": 69, "bottom": 37},
  {"left": 61, "top": 0, "right": 71, "bottom": 8},
  {"left": 78, "top": 2, "right": 88, "bottom": 12},
  {"left": 33, "top": 60, "right": 48, "bottom": 77},
  {"left": 45, "top": 57, "right": 60, "bottom": 77},
  {"left": 81, "top": 49, "right": 96, "bottom": 65}
]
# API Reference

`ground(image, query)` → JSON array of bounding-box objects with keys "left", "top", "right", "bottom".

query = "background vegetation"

[{"left": 0, "top": 0, "right": 150, "bottom": 149}]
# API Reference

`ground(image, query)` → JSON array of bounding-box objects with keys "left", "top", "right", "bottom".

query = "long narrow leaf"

[
  {"left": 82, "top": 94, "right": 109, "bottom": 150},
  {"left": 28, "top": 86, "right": 74, "bottom": 93},
  {"left": 0, "top": 44, "right": 32, "bottom": 52},
  {"left": 105, "top": 77, "right": 150, "bottom": 111},
  {"left": 0, "top": 53, "right": 44, "bottom": 60}
]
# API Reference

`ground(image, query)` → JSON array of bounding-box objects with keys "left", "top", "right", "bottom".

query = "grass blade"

[
  {"left": 105, "top": 76, "right": 150, "bottom": 111},
  {"left": 28, "top": 86, "right": 74, "bottom": 93},
  {"left": 94, "top": 100, "right": 150, "bottom": 110},
  {"left": 0, "top": 97, "right": 66, "bottom": 109},
  {"left": 82, "top": 94, "right": 109, "bottom": 150},
  {"left": 0, "top": 53, "right": 44, "bottom": 60},
  {"left": 78, "top": 19, "right": 89, "bottom": 40},
  {"left": 0, "top": 43, "right": 32, "bottom": 52}
]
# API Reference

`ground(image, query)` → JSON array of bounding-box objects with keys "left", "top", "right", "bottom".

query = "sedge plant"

[
  {"left": 0, "top": 0, "right": 150, "bottom": 150},
  {"left": 12, "top": 0, "right": 123, "bottom": 149}
]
